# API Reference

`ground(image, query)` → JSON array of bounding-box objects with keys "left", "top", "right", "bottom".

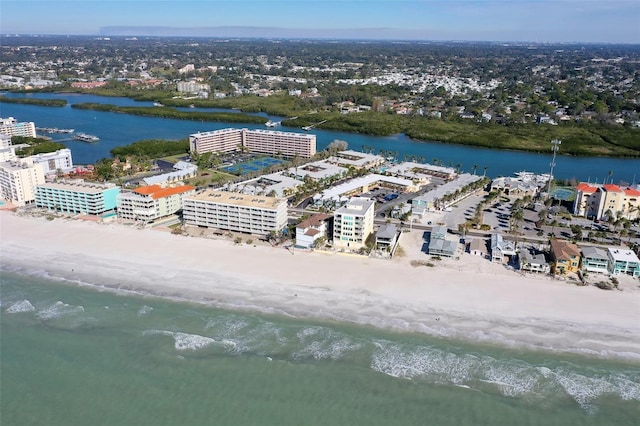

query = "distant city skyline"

[{"left": 2, "top": 0, "right": 639, "bottom": 43}]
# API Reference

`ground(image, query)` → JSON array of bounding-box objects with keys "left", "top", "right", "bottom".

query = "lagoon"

[{"left": 2, "top": 92, "right": 638, "bottom": 183}]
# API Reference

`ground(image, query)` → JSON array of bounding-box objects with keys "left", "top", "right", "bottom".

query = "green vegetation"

[
  {"left": 290, "top": 111, "right": 640, "bottom": 157},
  {"left": 68, "top": 90, "right": 639, "bottom": 157},
  {"left": 110, "top": 138, "right": 190, "bottom": 159},
  {"left": 12, "top": 136, "right": 66, "bottom": 156},
  {"left": 0, "top": 96, "right": 67, "bottom": 107},
  {"left": 71, "top": 102, "right": 268, "bottom": 124}
]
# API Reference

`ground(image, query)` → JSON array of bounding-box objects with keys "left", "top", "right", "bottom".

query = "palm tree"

[
  {"left": 472, "top": 164, "right": 478, "bottom": 175},
  {"left": 483, "top": 166, "right": 488, "bottom": 177}
]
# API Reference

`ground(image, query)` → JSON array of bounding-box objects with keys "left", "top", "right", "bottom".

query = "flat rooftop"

[
  {"left": 186, "top": 189, "right": 285, "bottom": 209},
  {"left": 335, "top": 197, "right": 375, "bottom": 215},
  {"left": 37, "top": 180, "right": 117, "bottom": 194},
  {"left": 607, "top": 247, "right": 640, "bottom": 263}
]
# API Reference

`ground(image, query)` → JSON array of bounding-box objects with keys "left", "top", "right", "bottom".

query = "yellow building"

[
  {"left": 549, "top": 239, "right": 581, "bottom": 275},
  {"left": 573, "top": 183, "right": 640, "bottom": 220}
]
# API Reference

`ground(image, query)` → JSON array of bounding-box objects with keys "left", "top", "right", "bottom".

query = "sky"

[{"left": 2, "top": 0, "right": 639, "bottom": 43}]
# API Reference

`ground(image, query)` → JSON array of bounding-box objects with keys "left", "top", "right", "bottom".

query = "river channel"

[{"left": 1, "top": 92, "right": 638, "bottom": 183}]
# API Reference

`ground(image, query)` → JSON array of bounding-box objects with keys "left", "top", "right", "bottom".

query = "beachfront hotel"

[
  {"left": 573, "top": 183, "right": 640, "bottom": 220},
  {"left": 117, "top": 184, "right": 196, "bottom": 224},
  {"left": 183, "top": 189, "right": 288, "bottom": 236},
  {"left": 189, "top": 128, "right": 316, "bottom": 158},
  {"left": 0, "top": 158, "right": 45, "bottom": 205},
  {"left": 332, "top": 197, "right": 375, "bottom": 250},
  {"left": 0, "top": 117, "right": 37, "bottom": 138},
  {"left": 34, "top": 180, "right": 120, "bottom": 215}
]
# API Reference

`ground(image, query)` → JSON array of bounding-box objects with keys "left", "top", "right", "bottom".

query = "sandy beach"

[{"left": 2, "top": 211, "right": 639, "bottom": 360}]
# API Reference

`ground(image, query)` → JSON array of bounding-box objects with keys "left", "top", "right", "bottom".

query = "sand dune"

[{"left": 2, "top": 211, "right": 639, "bottom": 360}]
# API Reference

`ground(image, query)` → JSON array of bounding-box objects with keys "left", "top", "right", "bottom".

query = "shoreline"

[
  {"left": 5, "top": 90, "right": 640, "bottom": 159},
  {"left": 1, "top": 211, "right": 639, "bottom": 362}
]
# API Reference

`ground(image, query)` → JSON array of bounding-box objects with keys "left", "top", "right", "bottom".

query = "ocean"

[{"left": 1, "top": 270, "right": 639, "bottom": 426}]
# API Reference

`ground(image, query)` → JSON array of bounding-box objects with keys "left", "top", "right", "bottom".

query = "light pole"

[{"left": 546, "top": 139, "right": 561, "bottom": 200}]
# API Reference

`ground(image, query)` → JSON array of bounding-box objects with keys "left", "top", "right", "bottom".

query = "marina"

[{"left": 72, "top": 132, "right": 99, "bottom": 143}]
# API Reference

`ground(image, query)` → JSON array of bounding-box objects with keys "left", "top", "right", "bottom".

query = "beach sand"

[{"left": 2, "top": 211, "right": 639, "bottom": 360}]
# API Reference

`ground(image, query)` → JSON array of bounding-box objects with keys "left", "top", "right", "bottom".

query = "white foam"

[
  {"left": 144, "top": 330, "right": 217, "bottom": 351},
  {"left": 36, "top": 301, "right": 85, "bottom": 320},
  {"left": 293, "top": 326, "right": 364, "bottom": 361},
  {"left": 137, "top": 305, "right": 153, "bottom": 317},
  {"left": 5, "top": 299, "right": 35, "bottom": 314}
]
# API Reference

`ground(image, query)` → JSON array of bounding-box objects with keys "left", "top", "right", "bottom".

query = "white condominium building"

[
  {"left": 243, "top": 129, "right": 316, "bottom": 158},
  {"left": 332, "top": 197, "right": 375, "bottom": 250},
  {"left": 0, "top": 158, "right": 45, "bottom": 205},
  {"left": 190, "top": 128, "right": 244, "bottom": 154},
  {"left": 0, "top": 117, "right": 37, "bottom": 138},
  {"left": 30, "top": 148, "right": 74, "bottom": 174},
  {"left": 0, "top": 134, "right": 16, "bottom": 161},
  {"left": 34, "top": 180, "right": 120, "bottom": 215},
  {"left": 0, "top": 134, "right": 11, "bottom": 149},
  {"left": 183, "top": 189, "right": 288, "bottom": 236},
  {"left": 117, "top": 184, "right": 196, "bottom": 223},
  {"left": 189, "top": 128, "right": 316, "bottom": 158}
]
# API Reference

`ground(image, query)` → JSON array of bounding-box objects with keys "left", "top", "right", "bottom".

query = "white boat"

[
  {"left": 265, "top": 120, "right": 280, "bottom": 127},
  {"left": 73, "top": 132, "right": 99, "bottom": 143}
]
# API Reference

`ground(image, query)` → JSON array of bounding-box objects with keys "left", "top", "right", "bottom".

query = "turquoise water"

[
  {"left": 1, "top": 271, "right": 639, "bottom": 426},
  {"left": 2, "top": 92, "right": 639, "bottom": 182}
]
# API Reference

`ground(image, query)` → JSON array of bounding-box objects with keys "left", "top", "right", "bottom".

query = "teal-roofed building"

[{"left": 35, "top": 180, "right": 120, "bottom": 215}]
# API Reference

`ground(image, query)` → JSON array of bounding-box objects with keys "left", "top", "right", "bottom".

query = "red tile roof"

[
  {"left": 603, "top": 184, "right": 622, "bottom": 192},
  {"left": 576, "top": 183, "right": 597, "bottom": 193},
  {"left": 134, "top": 184, "right": 163, "bottom": 195},
  {"left": 624, "top": 188, "right": 640, "bottom": 197},
  {"left": 134, "top": 185, "right": 196, "bottom": 199}
]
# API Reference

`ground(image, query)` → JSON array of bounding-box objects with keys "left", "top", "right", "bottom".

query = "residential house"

[
  {"left": 580, "top": 246, "right": 609, "bottom": 275},
  {"left": 295, "top": 214, "right": 330, "bottom": 249},
  {"left": 518, "top": 248, "right": 550, "bottom": 274},
  {"left": 468, "top": 238, "right": 488, "bottom": 257},
  {"left": 549, "top": 239, "right": 581, "bottom": 275},
  {"left": 607, "top": 248, "right": 640, "bottom": 277},
  {"left": 375, "top": 223, "right": 399, "bottom": 252},
  {"left": 428, "top": 225, "right": 458, "bottom": 258},
  {"left": 490, "top": 234, "right": 517, "bottom": 263}
]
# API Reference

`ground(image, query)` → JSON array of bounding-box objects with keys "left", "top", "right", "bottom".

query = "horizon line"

[{"left": 2, "top": 32, "right": 639, "bottom": 46}]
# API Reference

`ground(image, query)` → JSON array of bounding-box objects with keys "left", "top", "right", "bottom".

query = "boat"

[
  {"left": 265, "top": 120, "right": 280, "bottom": 127},
  {"left": 72, "top": 133, "right": 99, "bottom": 143},
  {"left": 36, "top": 127, "right": 75, "bottom": 134}
]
